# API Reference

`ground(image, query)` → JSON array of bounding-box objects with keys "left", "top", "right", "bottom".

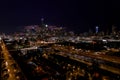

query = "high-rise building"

[
  {"left": 95, "top": 26, "right": 99, "bottom": 33},
  {"left": 41, "top": 18, "right": 45, "bottom": 27},
  {"left": 112, "top": 25, "right": 116, "bottom": 35}
]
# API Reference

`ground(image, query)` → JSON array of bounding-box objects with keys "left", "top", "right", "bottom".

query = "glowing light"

[
  {"left": 5, "top": 61, "right": 8, "bottom": 66},
  {"left": 96, "top": 26, "right": 99, "bottom": 33},
  {"left": 20, "top": 37, "right": 23, "bottom": 39},
  {"left": 102, "top": 39, "right": 107, "bottom": 42},
  {"left": 45, "top": 24, "right": 48, "bottom": 27}
]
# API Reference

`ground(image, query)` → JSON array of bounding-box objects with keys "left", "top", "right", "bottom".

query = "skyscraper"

[{"left": 95, "top": 26, "right": 99, "bottom": 33}]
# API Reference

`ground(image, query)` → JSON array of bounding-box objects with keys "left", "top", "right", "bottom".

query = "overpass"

[{"left": 52, "top": 47, "right": 120, "bottom": 76}]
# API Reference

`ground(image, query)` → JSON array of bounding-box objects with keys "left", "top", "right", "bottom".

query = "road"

[
  {"left": 52, "top": 44, "right": 120, "bottom": 75},
  {"left": 0, "top": 40, "right": 26, "bottom": 80}
]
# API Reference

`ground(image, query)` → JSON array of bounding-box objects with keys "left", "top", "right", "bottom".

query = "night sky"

[{"left": 0, "top": 0, "right": 120, "bottom": 33}]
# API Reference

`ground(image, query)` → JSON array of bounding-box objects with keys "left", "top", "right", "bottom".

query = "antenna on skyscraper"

[
  {"left": 41, "top": 18, "right": 45, "bottom": 27},
  {"left": 41, "top": 18, "right": 44, "bottom": 24}
]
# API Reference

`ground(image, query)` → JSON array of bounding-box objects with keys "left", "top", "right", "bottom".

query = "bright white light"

[
  {"left": 20, "top": 37, "right": 23, "bottom": 39},
  {"left": 0, "top": 37, "right": 1, "bottom": 40},
  {"left": 102, "top": 39, "right": 107, "bottom": 42},
  {"left": 45, "top": 24, "right": 48, "bottom": 27}
]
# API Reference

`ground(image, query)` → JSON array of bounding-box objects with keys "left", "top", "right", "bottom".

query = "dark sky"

[{"left": 0, "top": 0, "right": 120, "bottom": 33}]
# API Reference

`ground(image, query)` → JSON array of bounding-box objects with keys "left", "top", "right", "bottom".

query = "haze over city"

[{"left": 0, "top": 0, "right": 120, "bottom": 33}]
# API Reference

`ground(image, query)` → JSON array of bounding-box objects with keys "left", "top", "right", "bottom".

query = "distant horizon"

[
  {"left": 0, "top": 23, "right": 120, "bottom": 35},
  {"left": 0, "top": 0, "right": 120, "bottom": 34}
]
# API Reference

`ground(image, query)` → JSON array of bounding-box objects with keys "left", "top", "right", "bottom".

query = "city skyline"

[{"left": 0, "top": 0, "right": 120, "bottom": 33}]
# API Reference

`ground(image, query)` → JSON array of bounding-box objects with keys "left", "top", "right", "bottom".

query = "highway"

[
  {"left": 52, "top": 44, "right": 120, "bottom": 75},
  {"left": 0, "top": 40, "right": 27, "bottom": 80}
]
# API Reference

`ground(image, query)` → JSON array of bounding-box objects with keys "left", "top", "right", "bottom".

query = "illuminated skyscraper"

[
  {"left": 41, "top": 18, "right": 45, "bottom": 27},
  {"left": 41, "top": 18, "right": 44, "bottom": 24},
  {"left": 95, "top": 26, "right": 99, "bottom": 33}
]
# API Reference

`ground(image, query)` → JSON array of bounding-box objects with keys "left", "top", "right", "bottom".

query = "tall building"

[
  {"left": 41, "top": 18, "right": 45, "bottom": 27},
  {"left": 95, "top": 26, "right": 99, "bottom": 33},
  {"left": 112, "top": 25, "right": 117, "bottom": 35}
]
